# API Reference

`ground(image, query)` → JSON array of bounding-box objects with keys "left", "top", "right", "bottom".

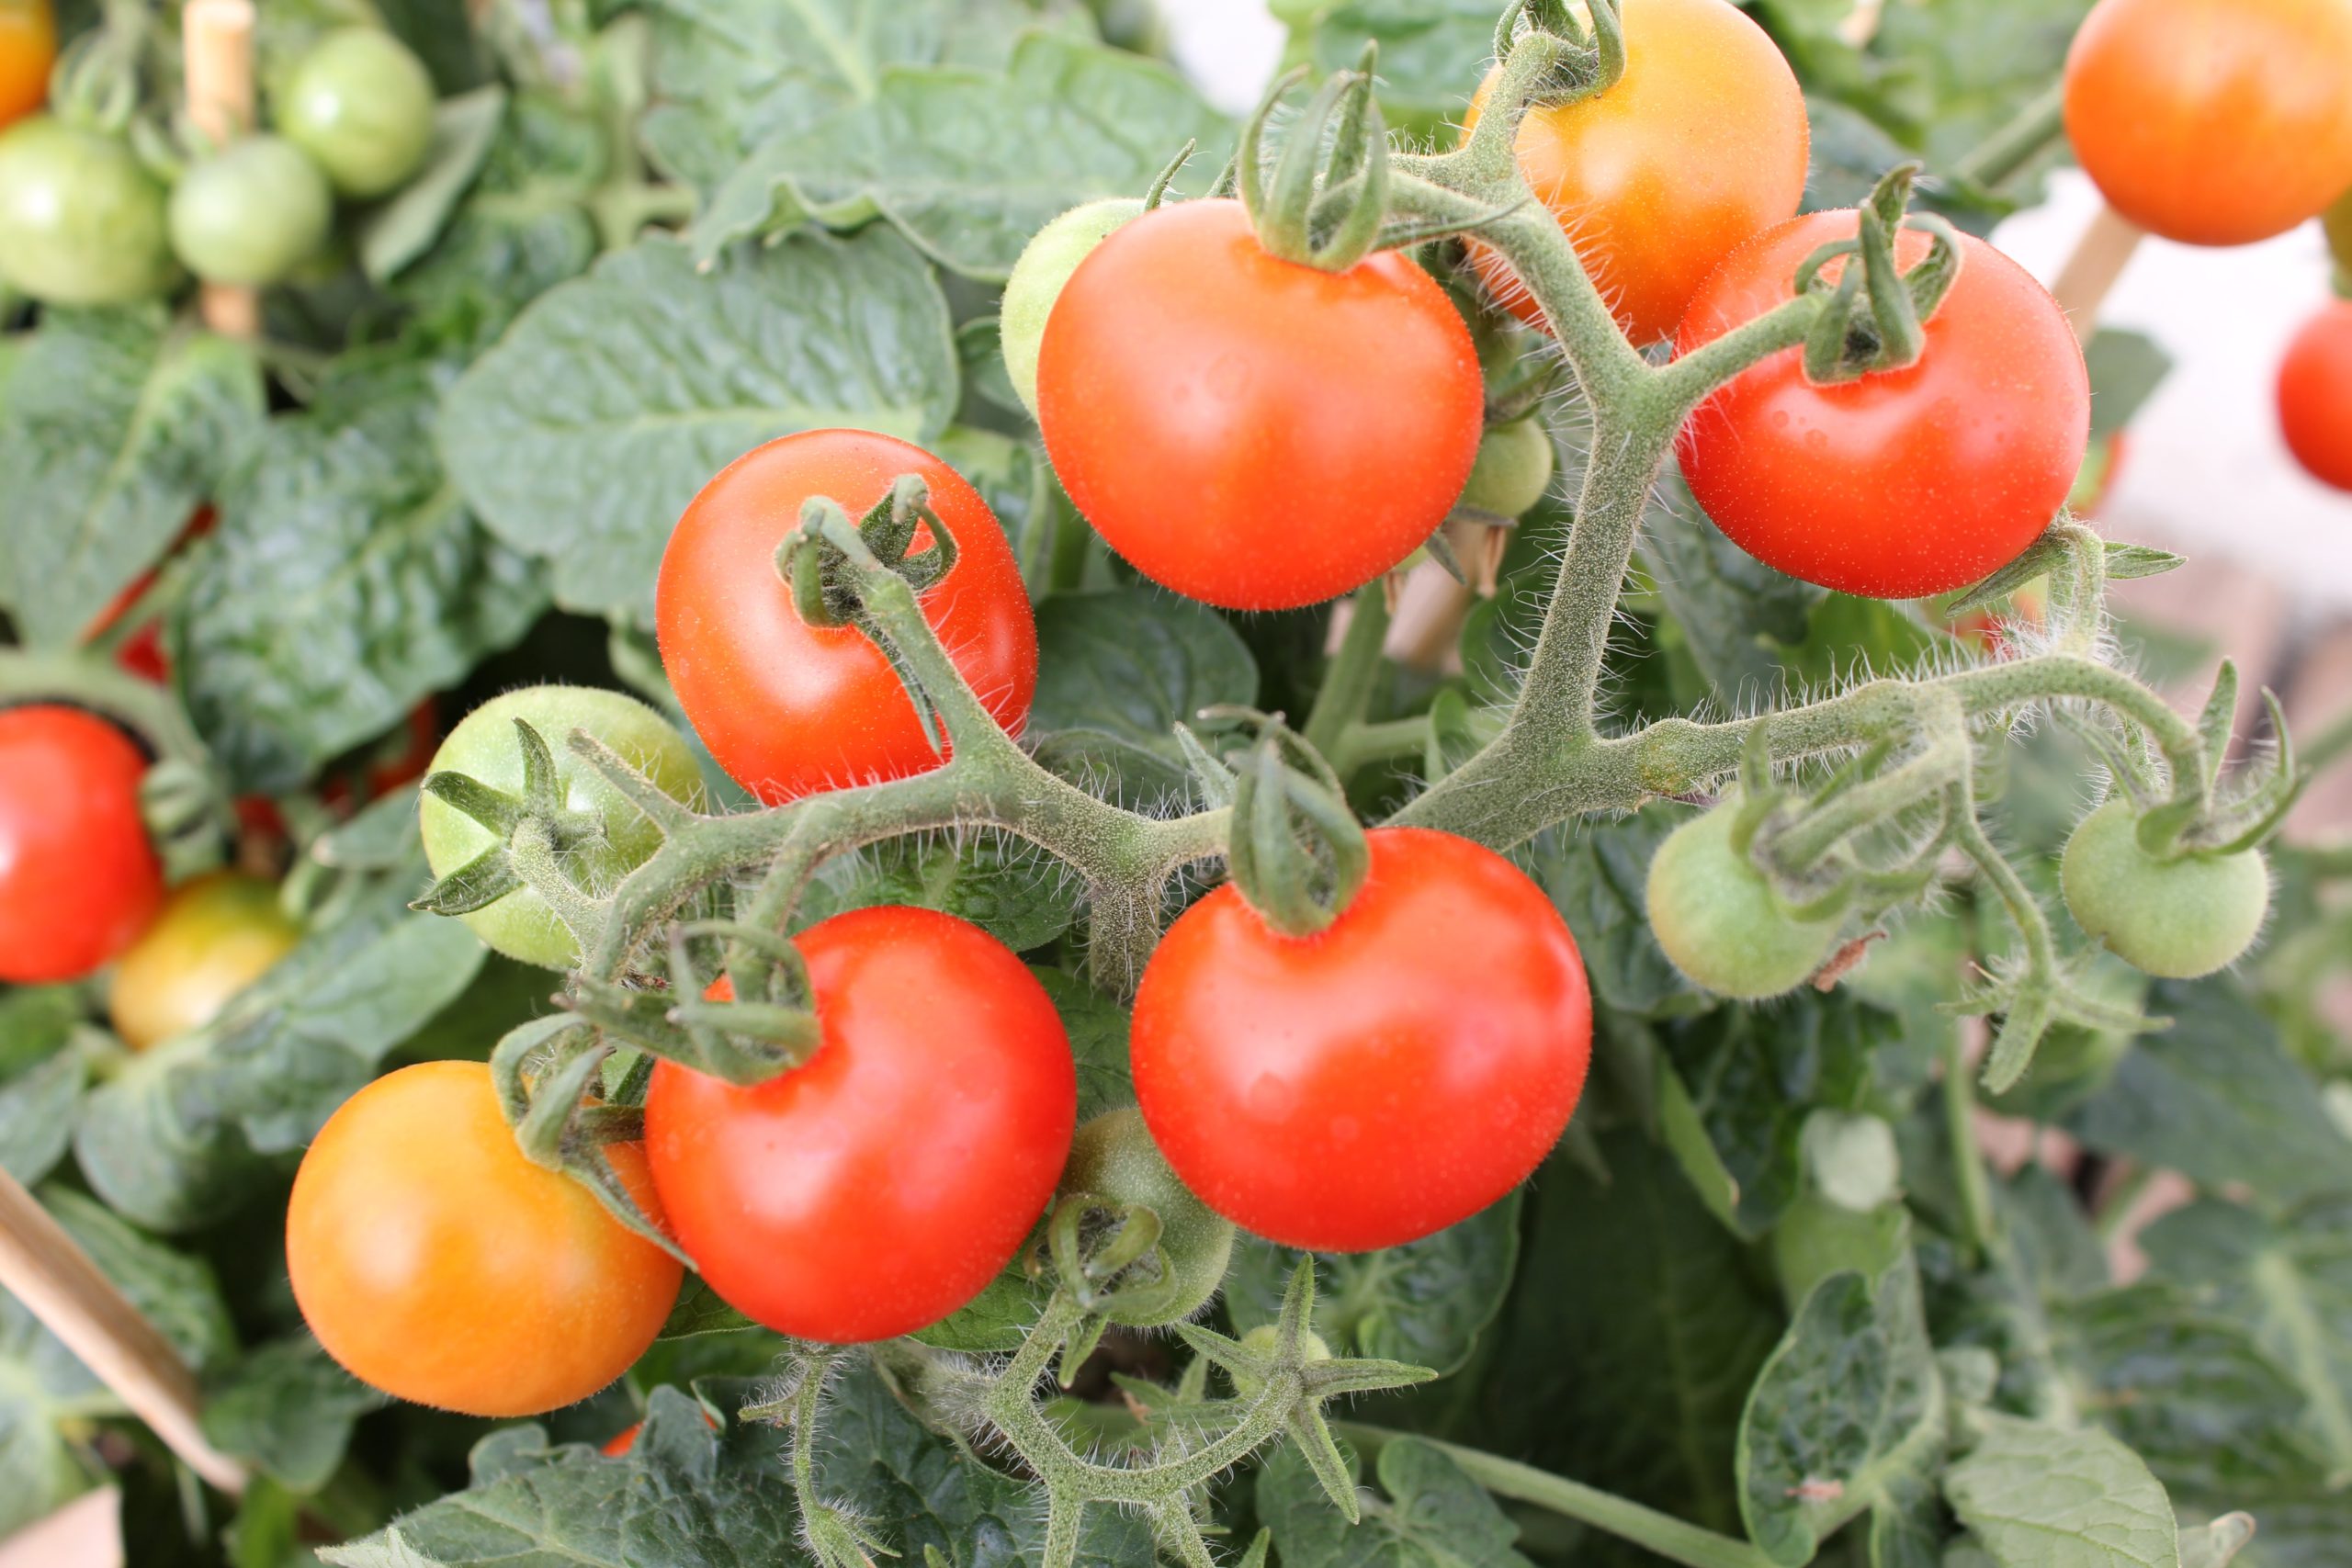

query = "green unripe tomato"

[
  {"left": 1001, "top": 197, "right": 1143, "bottom": 416},
  {"left": 1059, "top": 1107, "right": 1234, "bottom": 1325},
  {"left": 1645, "top": 804, "right": 1844, "bottom": 999},
  {"left": 108, "top": 873, "right": 303, "bottom": 1051},
  {"left": 0, "top": 116, "right": 173, "bottom": 304},
  {"left": 419, "top": 686, "right": 705, "bottom": 970},
  {"left": 2060, "top": 798, "right": 2269, "bottom": 979},
  {"left": 1231, "top": 1323, "right": 1332, "bottom": 1401},
  {"left": 1456, "top": 418, "right": 1555, "bottom": 518},
  {"left": 168, "top": 135, "right": 333, "bottom": 286},
  {"left": 277, "top": 28, "right": 435, "bottom": 198}
]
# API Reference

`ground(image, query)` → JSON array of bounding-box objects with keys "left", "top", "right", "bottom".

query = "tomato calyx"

[
  {"left": 1210, "top": 707, "right": 1370, "bottom": 937},
  {"left": 1793, "top": 164, "right": 1965, "bottom": 384},
  {"left": 414, "top": 716, "right": 618, "bottom": 938},
  {"left": 1496, "top": 0, "right": 1626, "bottom": 105},
  {"left": 777, "top": 473, "right": 963, "bottom": 629}
]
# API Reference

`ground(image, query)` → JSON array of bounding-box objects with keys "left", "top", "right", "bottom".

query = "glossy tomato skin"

[
  {"left": 644, "top": 906, "right": 1077, "bottom": 1343},
  {"left": 2065, "top": 0, "right": 2352, "bottom": 247},
  {"left": 1131, "top": 827, "right": 1591, "bottom": 1253},
  {"left": 657, "top": 431, "right": 1038, "bottom": 805},
  {"left": 2278, "top": 299, "right": 2352, "bottom": 493},
  {"left": 167, "top": 134, "right": 333, "bottom": 287},
  {"left": 0, "top": 705, "right": 164, "bottom": 985},
  {"left": 277, "top": 28, "right": 435, "bottom": 198},
  {"left": 1464, "top": 0, "right": 1808, "bottom": 346},
  {"left": 0, "top": 0, "right": 54, "bottom": 129},
  {"left": 1036, "top": 198, "right": 1483, "bottom": 611},
  {"left": 109, "top": 873, "right": 302, "bottom": 1051},
  {"left": 286, "top": 1061, "right": 683, "bottom": 1417},
  {"left": 1675, "top": 214, "right": 2088, "bottom": 600}
]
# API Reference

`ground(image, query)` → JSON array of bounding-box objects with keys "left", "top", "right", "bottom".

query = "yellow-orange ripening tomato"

[
  {"left": 1464, "top": 0, "right": 1808, "bottom": 346},
  {"left": 108, "top": 874, "right": 302, "bottom": 1051},
  {"left": 2064, "top": 0, "right": 2352, "bottom": 246},
  {"left": 288, "top": 1062, "right": 682, "bottom": 1417},
  {"left": 0, "top": 0, "right": 53, "bottom": 129}
]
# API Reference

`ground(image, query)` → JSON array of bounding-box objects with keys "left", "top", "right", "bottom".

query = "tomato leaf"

[
  {"left": 1528, "top": 807, "right": 1710, "bottom": 1021},
  {"left": 1286, "top": 0, "right": 1498, "bottom": 140},
  {"left": 1736, "top": 1256, "right": 1945, "bottom": 1565},
  {"left": 201, "top": 1337, "right": 386, "bottom": 1495},
  {"left": 440, "top": 229, "right": 958, "bottom": 621},
  {"left": 0, "top": 310, "right": 265, "bottom": 649},
  {"left": 689, "top": 34, "right": 1232, "bottom": 280},
  {"left": 1224, "top": 1195, "right": 1521, "bottom": 1380},
  {"left": 176, "top": 365, "right": 546, "bottom": 793},
  {"left": 639, "top": 0, "right": 1096, "bottom": 194},
  {"left": 1942, "top": 1413, "right": 2181, "bottom": 1568},
  {"left": 0, "top": 989, "right": 87, "bottom": 1185},
  {"left": 1026, "top": 587, "right": 1259, "bottom": 805},
  {"left": 1256, "top": 1435, "right": 1535, "bottom": 1568},
  {"left": 359, "top": 85, "right": 510, "bottom": 283}
]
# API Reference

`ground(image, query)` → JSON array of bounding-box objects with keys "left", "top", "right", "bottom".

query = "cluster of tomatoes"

[
  {"left": 0, "top": 6, "right": 440, "bottom": 303},
  {"left": 268, "top": 0, "right": 2346, "bottom": 1420}
]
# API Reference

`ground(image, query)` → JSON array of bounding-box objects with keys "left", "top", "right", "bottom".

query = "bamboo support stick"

[
  {"left": 2051, "top": 202, "right": 2145, "bottom": 344},
  {"left": 183, "top": 0, "right": 260, "bottom": 339},
  {"left": 0, "top": 1167, "right": 247, "bottom": 1495}
]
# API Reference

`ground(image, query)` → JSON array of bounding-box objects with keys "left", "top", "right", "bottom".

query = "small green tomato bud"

[{"left": 1231, "top": 1323, "right": 1332, "bottom": 1402}]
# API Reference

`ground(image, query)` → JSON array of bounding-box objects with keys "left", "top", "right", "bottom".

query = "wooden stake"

[
  {"left": 182, "top": 0, "right": 261, "bottom": 339},
  {"left": 0, "top": 1168, "right": 247, "bottom": 1495},
  {"left": 2051, "top": 203, "right": 2145, "bottom": 344}
]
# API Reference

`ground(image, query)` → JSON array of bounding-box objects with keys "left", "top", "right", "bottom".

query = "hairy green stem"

[
  {"left": 1337, "top": 1426, "right": 1776, "bottom": 1568},
  {"left": 1950, "top": 81, "right": 2068, "bottom": 190}
]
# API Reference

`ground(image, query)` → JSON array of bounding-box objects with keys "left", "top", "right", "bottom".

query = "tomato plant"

[
  {"left": 2278, "top": 296, "right": 2352, "bottom": 492},
  {"left": 0, "top": 116, "right": 172, "bottom": 305},
  {"left": 1675, "top": 212, "right": 2089, "bottom": 599},
  {"left": 1464, "top": 0, "right": 1808, "bottom": 346},
  {"left": 2061, "top": 798, "right": 2271, "bottom": 979},
  {"left": 1131, "top": 827, "right": 1590, "bottom": 1252},
  {"left": 643, "top": 906, "right": 1076, "bottom": 1343},
  {"left": 0, "top": 705, "right": 164, "bottom": 985},
  {"left": 656, "top": 430, "right": 1038, "bottom": 804},
  {"left": 417, "top": 685, "right": 705, "bottom": 969},
  {"left": 275, "top": 28, "right": 435, "bottom": 199},
  {"left": 1035, "top": 197, "right": 1483, "bottom": 610},
  {"left": 167, "top": 135, "right": 332, "bottom": 287},
  {"left": 2064, "top": 0, "right": 2352, "bottom": 246},
  {"left": 287, "top": 1061, "right": 683, "bottom": 1417},
  {"left": 0, "top": 0, "right": 51, "bottom": 130},
  {"left": 107, "top": 873, "right": 300, "bottom": 1050}
]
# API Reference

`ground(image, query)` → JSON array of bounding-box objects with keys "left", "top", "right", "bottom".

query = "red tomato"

[
  {"left": 1130, "top": 827, "right": 1591, "bottom": 1253},
  {"left": 2065, "top": 0, "right": 2352, "bottom": 247},
  {"left": 657, "top": 432, "right": 1037, "bottom": 805},
  {"left": 84, "top": 506, "right": 217, "bottom": 685},
  {"left": 1035, "top": 197, "right": 1483, "bottom": 610},
  {"left": 0, "top": 0, "right": 51, "bottom": 130},
  {"left": 287, "top": 1061, "right": 683, "bottom": 1417},
  {"left": 644, "top": 906, "right": 1076, "bottom": 1343},
  {"left": 1464, "top": 0, "right": 1808, "bottom": 346},
  {"left": 2278, "top": 297, "right": 2352, "bottom": 492},
  {"left": 1674, "top": 214, "right": 2089, "bottom": 599},
  {"left": 0, "top": 705, "right": 163, "bottom": 984}
]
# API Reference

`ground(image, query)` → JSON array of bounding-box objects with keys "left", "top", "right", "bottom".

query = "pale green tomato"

[
  {"left": 1645, "top": 803, "right": 1844, "bottom": 999},
  {"left": 168, "top": 135, "right": 333, "bottom": 286},
  {"left": 1058, "top": 1108, "right": 1234, "bottom": 1325},
  {"left": 2060, "top": 797, "right": 2269, "bottom": 979},
  {"left": 277, "top": 28, "right": 435, "bottom": 198},
  {"left": 0, "top": 117, "right": 173, "bottom": 304},
  {"left": 1457, "top": 417, "right": 1556, "bottom": 518},
  {"left": 1001, "top": 197, "right": 1144, "bottom": 416}
]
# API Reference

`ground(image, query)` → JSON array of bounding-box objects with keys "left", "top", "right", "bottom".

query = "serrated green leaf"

[
  {"left": 1943, "top": 1414, "right": 2178, "bottom": 1568},
  {"left": 0, "top": 310, "right": 263, "bottom": 646},
  {"left": 1739, "top": 1258, "right": 1944, "bottom": 1564},
  {"left": 691, "top": 33, "right": 1230, "bottom": 279},
  {"left": 440, "top": 229, "right": 957, "bottom": 621},
  {"left": 1293, "top": 0, "right": 1497, "bottom": 139},
  {"left": 1257, "top": 1435, "right": 1535, "bottom": 1568}
]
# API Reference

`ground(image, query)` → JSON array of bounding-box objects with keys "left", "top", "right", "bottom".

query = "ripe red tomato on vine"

[
  {"left": 2278, "top": 298, "right": 2352, "bottom": 493},
  {"left": 0, "top": 705, "right": 164, "bottom": 985},
  {"left": 1674, "top": 214, "right": 2089, "bottom": 600},
  {"left": 1036, "top": 197, "right": 1483, "bottom": 611},
  {"left": 2064, "top": 0, "right": 2352, "bottom": 247},
  {"left": 644, "top": 905, "right": 1077, "bottom": 1343},
  {"left": 287, "top": 1061, "right": 683, "bottom": 1417},
  {"left": 657, "top": 430, "right": 1037, "bottom": 804},
  {"left": 1130, "top": 827, "right": 1591, "bottom": 1253},
  {"left": 1464, "top": 0, "right": 1809, "bottom": 347}
]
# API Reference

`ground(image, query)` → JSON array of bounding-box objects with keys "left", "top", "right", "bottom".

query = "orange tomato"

[
  {"left": 1464, "top": 0, "right": 1808, "bottom": 345},
  {"left": 2065, "top": 0, "right": 2352, "bottom": 246},
  {"left": 288, "top": 1062, "right": 682, "bottom": 1417},
  {"left": 0, "top": 0, "right": 53, "bottom": 130}
]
